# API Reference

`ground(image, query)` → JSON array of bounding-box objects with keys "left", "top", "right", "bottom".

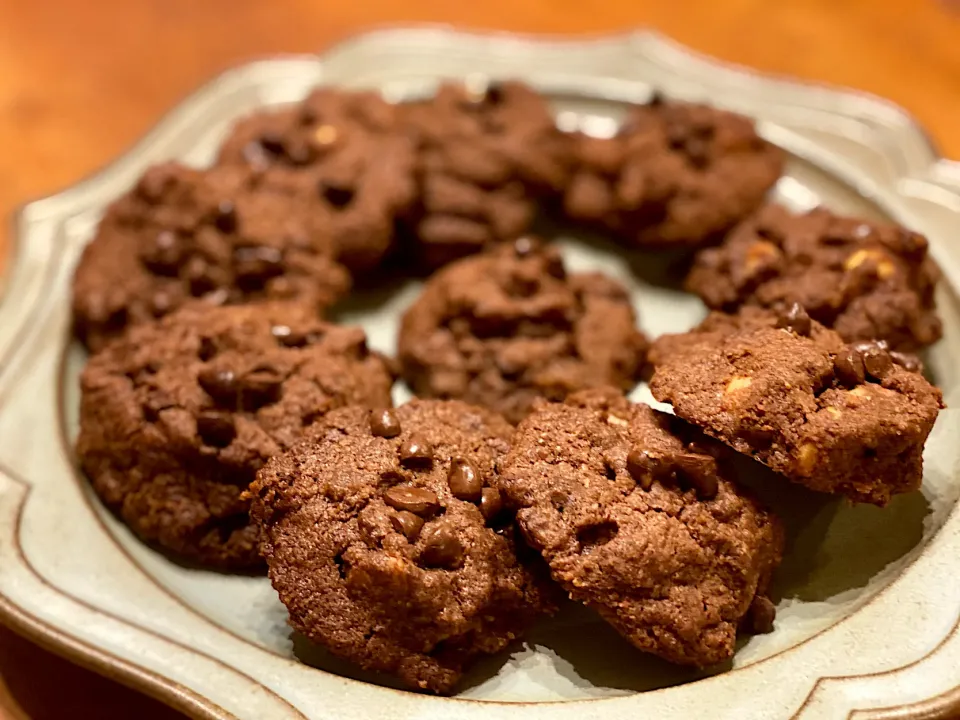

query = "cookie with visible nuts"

[
  {"left": 399, "top": 80, "right": 573, "bottom": 268},
  {"left": 72, "top": 162, "right": 352, "bottom": 351},
  {"left": 76, "top": 303, "right": 393, "bottom": 569},
  {"left": 685, "top": 204, "right": 942, "bottom": 350},
  {"left": 248, "top": 399, "right": 556, "bottom": 694},
  {"left": 398, "top": 239, "right": 648, "bottom": 424},
  {"left": 217, "top": 88, "right": 418, "bottom": 272},
  {"left": 563, "top": 97, "right": 783, "bottom": 248},
  {"left": 650, "top": 317, "right": 943, "bottom": 505},
  {"left": 498, "top": 388, "right": 782, "bottom": 667}
]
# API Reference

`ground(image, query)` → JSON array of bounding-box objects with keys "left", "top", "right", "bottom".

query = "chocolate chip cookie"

[
  {"left": 398, "top": 238, "right": 648, "bottom": 424},
  {"left": 72, "top": 162, "right": 352, "bottom": 351},
  {"left": 685, "top": 203, "right": 942, "bottom": 350},
  {"left": 399, "top": 80, "right": 573, "bottom": 268},
  {"left": 497, "top": 388, "right": 783, "bottom": 667},
  {"left": 249, "top": 400, "right": 555, "bottom": 693},
  {"left": 563, "top": 96, "right": 783, "bottom": 248},
  {"left": 647, "top": 305, "right": 848, "bottom": 369},
  {"left": 217, "top": 88, "right": 418, "bottom": 272},
  {"left": 650, "top": 315, "right": 943, "bottom": 505},
  {"left": 76, "top": 303, "right": 393, "bottom": 569}
]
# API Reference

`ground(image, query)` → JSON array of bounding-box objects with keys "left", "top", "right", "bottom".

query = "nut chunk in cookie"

[
  {"left": 400, "top": 80, "right": 573, "bottom": 268},
  {"left": 398, "top": 238, "right": 648, "bottom": 425},
  {"left": 498, "top": 389, "right": 783, "bottom": 667},
  {"left": 248, "top": 400, "right": 555, "bottom": 694},
  {"left": 650, "top": 312, "right": 943, "bottom": 505},
  {"left": 72, "top": 162, "right": 351, "bottom": 351},
  {"left": 563, "top": 97, "right": 783, "bottom": 248},
  {"left": 685, "top": 203, "right": 942, "bottom": 350},
  {"left": 217, "top": 88, "right": 418, "bottom": 272},
  {"left": 76, "top": 303, "right": 393, "bottom": 569}
]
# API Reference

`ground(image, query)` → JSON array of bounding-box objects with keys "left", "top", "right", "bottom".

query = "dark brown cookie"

[
  {"left": 685, "top": 203, "right": 942, "bottom": 350},
  {"left": 76, "top": 303, "right": 393, "bottom": 569},
  {"left": 399, "top": 80, "right": 573, "bottom": 268},
  {"left": 647, "top": 305, "right": 847, "bottom": 369},
  {"left": 398, "top": 239, "right": 648, "bottom": 424},
  {"left": 563, "top": 97, "right": 783, "bottom": 248},
  {"left": 72, "top": 162, "right": 352, "bottom": 351},
  {"left": 217, "top": 88, "right": 418, "bottom": 271},
  {"left": 248, "top": 400, "right": 555, "bottom": 694},
  {"left": 498, "top": 388, "right": 783, "bottom": 667},
  {"left": 650, "top": 319, "right": 943, "bottom": 505}
]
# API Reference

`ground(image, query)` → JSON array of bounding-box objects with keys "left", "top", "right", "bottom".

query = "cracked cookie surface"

[
  {"left": 685, "top": 203, "right": 942, "bottom": 350},
  {"left": 76, "top": 302, "right": 393, "bottom": 568},
  {"left": 497, "top": 388, "right": 783, "bottom": 667},
  {"left": 650, "top": 313, "right": 943, "bottom": 505},
  {"left": 398, "top": 239, "right": 648, "bottom": 424},
  {"left": 72, "top": 162, "right": 352, "bottom": 351},
  {"left": 249, "top": 399, "right": 555, "bottom": 694},
  {"left": 563, "top": 98, "right": 783, "bottom": 248}
]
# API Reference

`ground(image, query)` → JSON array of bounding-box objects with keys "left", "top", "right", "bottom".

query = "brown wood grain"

[{"left": 1, "top": 0, "right": 960, "bottom": 717}]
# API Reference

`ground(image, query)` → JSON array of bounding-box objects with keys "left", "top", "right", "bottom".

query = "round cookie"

[
  {"left": 76, "top": 303, "right": 393, "bottom": 569},
  {"left": 217, "top": 88, "right": 418, "bottom": 272},
  {"left": 563, "top": 96, "right": 783, "bottom": 248},
  {"left": 248, "top": 400, "right": 555, "bottom": 694},
  {"left": 399, "top": 80, "right": 573, "bottom": 268},
  {"left": 498, "top": 388, "right": 784, "bottom": 667},
  {"left": 685, "top": 203, "right": 942, "bottom": 350},
  {"left": 398, "top": 239, "right": 648, "bottom": 424},
  {"left": 72, "top": 162, "right": 352, "bottom": 352}
]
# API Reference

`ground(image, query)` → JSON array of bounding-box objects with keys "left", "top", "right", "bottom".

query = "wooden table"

[{"left": 2, "top": 1, "right": 959, "bottom": 717}]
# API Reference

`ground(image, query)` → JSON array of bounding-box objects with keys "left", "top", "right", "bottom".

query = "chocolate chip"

[
  {"left": 833, "top": 348, "right": 866, "bottom": 387},
  {"left": 319, "top": 182, "right": 354, "bottom": 209},
  {"left": 389, "top": 510, "right": 424, "bottom": 541},
  {"left": 544, "top": 251, "right": 567, "bottom": 280},
  {"left": 479, "top": 487, "right": 504, "bottom": 522},
  {"left": 399, "top": 435, "right": 433, "bottom": 468},
  {"left": 646, "top": 90, "right": 665, "bottom": 107},
  {"left": 213, "top": 201, "right": 238, "bottom": 234},
  {"left": 140, "top": 231, "right": 181, "bottom": 276},
  {"left": 891, "top": 351, "right": 923, "bottom": 373},
  {"left": 419, "top": 523, "right": 464, "bottom": 569},
  {"left": 240, "top": 366, "right": 284, "bottom": 410},
  {"left": 447, "top": 457, "right": 482, "bottom": 501},
  {"left": 776, "top": 302, "right": 812, "bottom": 337},
  {"left": 370, "top": 408, "right": 401, "bottom": 438},
  {"left": 673, "top": 453, "right": 719, "bottom": 500},
  {"left": 184, "top": 256, "right": 218, "bottom": 296},
  {"left": 382, "top": 486, "right": 440, "bottom": 517},
  {"left": 745, "top": 595, "right": 776, "bottom": 634},
  {"left": 861, "top": 343, "right": 894, "bottom": 381},
  {"left": 626, "top": 449, "right": 667, "bottom": 491},
  {"left": 513, "top": 235, "right": 541, "bottom": 257},
  {"left": 233, "top": 246, "right": 284, "bottom": 286},
  {"left": 258, "top": 132, "right": 285, "bottom": 156},
  {"left": 197, "top": 367, "right": 239, "bottom": 406},
  {"left": 198, "top": 337, "right": 217, "bottom": 361},
  {"left": 270, "top": 325, "right": 306, "bottom": 347},
  {"left": 196, "top": 412, "right": 236, "bottom": 448}
]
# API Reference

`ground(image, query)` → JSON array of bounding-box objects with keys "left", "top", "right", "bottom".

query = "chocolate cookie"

[
  {"left": 76, "top": 303, "right": 393, "bottom": 569},
  {"left": 498, "top": 388, "right": 783, "bottom": 667},
  {"left": 647, "top": 305, "right": 847, "bottom": 369},
  {"left": 248, "top": 400, "right": 555, "bottom": 693},
  {"left": 685, "top": 203, "right": 942, "bottom": 350},
  {"left": 217, "top": 87, "right": 418, "bottom": 271},
  {"left": 399, "top": 80, "right": 572, "bottom": 268},
  {"left": 72, "top": 162, "right": 352, "bottom": 351},
  {"left": 397, "top": 239, "right": 648, "bottom": 424},
  {"left": 650, "top": 316, "right": 943, "bottom": 505},
  {"left": 563, "top": 97, "right": 783, "bottom": 248}
]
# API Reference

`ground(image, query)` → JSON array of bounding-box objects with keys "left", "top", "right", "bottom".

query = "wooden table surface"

[{"left": 2, "top": 0, "right": 960, "bottom": 717}]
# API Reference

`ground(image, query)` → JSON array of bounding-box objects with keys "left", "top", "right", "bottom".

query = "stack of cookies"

[{"left": 72, "top": 80, "right": 944, "bottom": 694}]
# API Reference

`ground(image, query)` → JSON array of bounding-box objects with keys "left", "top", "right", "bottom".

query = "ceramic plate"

[{"left": 2, "top": 27, "right": 960, "bottom": 720}]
